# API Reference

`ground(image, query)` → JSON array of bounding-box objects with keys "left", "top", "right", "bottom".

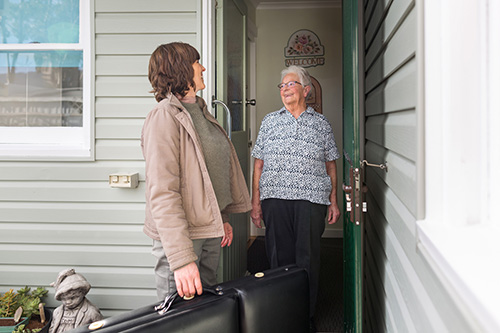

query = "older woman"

[
  {"left": 142, "top": 42, "right": 251, "bottom": 300},
  {"left": 251, "top": 65, "right": 340, "bottom": 325}
]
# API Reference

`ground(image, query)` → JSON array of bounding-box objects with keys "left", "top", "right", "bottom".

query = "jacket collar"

[
  {"left": 163, "top": 93, "right": 224, "bottom": 145},
  {"left": 165, "top": 93, "right": 207, "bottom": 113},
  {"left": 167, "top": 93, "right": 220, "bottom": 128}
]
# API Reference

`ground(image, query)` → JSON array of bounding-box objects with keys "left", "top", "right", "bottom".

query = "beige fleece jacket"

[{"left": 141, "top": 94, "right": 251, "bottom": 271}]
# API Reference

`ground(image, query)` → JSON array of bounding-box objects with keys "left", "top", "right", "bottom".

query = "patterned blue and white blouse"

[{"left": 252, "top": 106, "right": 340, "bottom": 205}]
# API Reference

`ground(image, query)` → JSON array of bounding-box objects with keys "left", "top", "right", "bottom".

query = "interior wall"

[{"left": 255, "top": 5, "right": 343, "bottom": 236}]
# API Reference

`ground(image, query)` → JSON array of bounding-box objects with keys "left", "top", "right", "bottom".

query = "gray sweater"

[{"left": 182, "top": 101, "right": 232, "bottom": 212}]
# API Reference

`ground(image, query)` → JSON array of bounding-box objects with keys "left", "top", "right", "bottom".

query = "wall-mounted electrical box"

[{"left": 109, "top": 173, "right": 139, "bottom": 188}]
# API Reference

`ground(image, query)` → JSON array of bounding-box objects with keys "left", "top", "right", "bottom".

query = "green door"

[
  {"left": 214, "top": 0, "right": 250, "bottom": 282},
  {"left": 342, "top": 0, "right": 363, "bottom": 331}
]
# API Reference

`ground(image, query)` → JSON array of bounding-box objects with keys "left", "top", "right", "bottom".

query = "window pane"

[
  {"left": 225, "top": 0, "right": 244, "bottom": 132},
  {"left": 0, "top": 50, "right": 83, "bottom": 127},
  {"left": 0, "top": 0, "right": 79, "bottom": 44}
]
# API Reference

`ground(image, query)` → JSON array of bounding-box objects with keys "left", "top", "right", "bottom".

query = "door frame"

[
  {"left": 204, "top": 0, "right": 364, "bottom": 326},
  {"left": 342, "top": 0, "right": 364, "bottom": 331},
  {"left": 213, "top": 0, "right": 251, "bottom": 282},
  {"left": 201, "top": 0, "right": 215, "bottom": 112}
]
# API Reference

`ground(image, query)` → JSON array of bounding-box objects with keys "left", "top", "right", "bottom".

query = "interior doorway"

[
  {"left": 248, "top": 1, "right": 366, "bottom": 332},
  {"left": 213, "top": 0, "right": 362, "bottom": 331},
  {"left": 251, "top": 2, "right": 344, "bottom": 239}
]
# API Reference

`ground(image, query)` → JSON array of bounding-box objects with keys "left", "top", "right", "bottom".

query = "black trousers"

[{"left": 261, "top": 198, "right": 327, "bottom": 317}]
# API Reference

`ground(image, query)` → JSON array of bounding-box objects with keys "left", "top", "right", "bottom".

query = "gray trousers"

[{"left": 152, "top": 237, "right": 222, "bottom": 301}]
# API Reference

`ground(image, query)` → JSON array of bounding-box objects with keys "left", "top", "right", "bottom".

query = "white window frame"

[
  {"left": 201, "top": 0, "right": 215, "bottom": 110},
  {"left": 417, "top": 0, "right": 500, "bottom": 331},
  {"left": 0, "top": 0, "right": 93, "bottom": 160}
]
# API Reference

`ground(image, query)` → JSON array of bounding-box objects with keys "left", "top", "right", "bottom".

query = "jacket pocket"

[{"left": 181, "top": 181, "right": 215, "bottom": 228}]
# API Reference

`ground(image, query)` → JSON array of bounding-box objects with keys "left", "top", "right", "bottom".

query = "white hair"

[{"left": 280, "top": 65, "right": 312, "bottom": 87}]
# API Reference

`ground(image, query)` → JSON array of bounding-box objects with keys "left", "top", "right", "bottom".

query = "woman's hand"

[
  {"left": 251, "top": 159, "right": 264, "bottom": 229},
  {"left": 174, "top": 262, "right": 202, "bottom": 298},
  {"left": 221, "top": 222, "right": 233, "bottom": 247},
  {"left": 325, "top": 160, "right": 340, "bottom": 224},
  {"left": 251, "top": 203, "right": 263, "bottom": 228},
  {"left": 328, "top": 202, "right": 340, "bottom": 224}
]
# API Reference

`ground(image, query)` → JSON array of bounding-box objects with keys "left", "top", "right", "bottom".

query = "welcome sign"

[{"left": 284, "top": 29, "right": 325, "bottom": 68}]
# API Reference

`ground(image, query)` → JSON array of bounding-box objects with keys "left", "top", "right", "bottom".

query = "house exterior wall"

[
  {"left": 363, "top": 0, "right": 479, "bottom": 331},
  {"left": 0, "top": 0, "right": 203, "bottom": 317},
  {"left": 2, "top": 0, "right": 495, "bottom": 328}
]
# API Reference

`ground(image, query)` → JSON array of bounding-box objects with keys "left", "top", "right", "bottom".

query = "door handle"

[
  {"left": 343, "top": 167, "right": 368, "bottom": 225},
  {"left": 232, "top": 99, "right": 256, "bottom": 106},
  {"left": 212, "top": 98, "right": 232, "bottom": 140}
]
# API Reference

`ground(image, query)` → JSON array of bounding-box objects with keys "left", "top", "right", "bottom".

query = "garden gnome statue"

[{"left": 49, "top": 268, "right": 103, "bottom": 333}]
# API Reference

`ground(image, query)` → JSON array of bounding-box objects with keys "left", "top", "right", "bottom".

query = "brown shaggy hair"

[{"left": 148, "top": 42, "right": 201, "bottom": 102}]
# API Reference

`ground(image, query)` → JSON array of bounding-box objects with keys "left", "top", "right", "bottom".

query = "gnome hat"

[{"left": 51, "top": 268, "right": 91, "bottom": 301}]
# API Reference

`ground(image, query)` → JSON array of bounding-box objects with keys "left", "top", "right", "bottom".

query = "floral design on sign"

[
  {"left": 284, "top": 29, "right": 325, "bottom": 68},
  {"left": 286, "top": 31, "right": 323, "bottom": 56}
]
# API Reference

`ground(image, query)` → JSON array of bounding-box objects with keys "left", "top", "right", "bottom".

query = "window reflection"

[
  {"left": 226, "top": 0, "right": 244, "bottom": 132},
  {"left": 0, "top": 0, "right": 79, "bottom": 44},
  {"left": 0, "top": 51, "right": 83, "bottom": 127}
]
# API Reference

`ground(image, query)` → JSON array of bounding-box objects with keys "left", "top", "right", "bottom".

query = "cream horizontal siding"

[
  {"left": 365, "top": 110, "right": 417, "bottom": 161},
  {"left": 1, "top": 244, "right": 152, "bottom": 267},
  {"left": 96, "top": 56, "right": 150, "bottom": 76},
  {"left": 96, "top": 119, "right": 144, "bottom": 139},
  {"left": 95, "top": 0, "right": 199, "bottom": 12},
  {"left": 95, "top": 97, "right": 155, "bottom": 118},
  {"left": 0, "top": 161, "right": 145, "bottom": 181},
  {"left": 95, "top": 140, "right": 144, "bottom": 160},
  {"left": 0, "top": 244, "right": 155, "bottom": 316},
  {"left": 365, "top": 141, "right": 417, "bottom": 216},
  {"left": 95, "top": 35, "right": 197, "bottom": 55},
  {"left": 365, "top": 9, "right": 416, "bottom": 93},
  {"left": 365, "top": 215, "right": 416, "bottom": 332},
  {"left": 365, "top": 58, "right": 417, "bottom": 116},
  {"left": 96, "top": 77, "right": 151, "bottom": 97},
  {"left": 363, "top": 1, "right": 478, "bottom": 331},
  {"left": 0, "top": 182, "right": 144, "bottom": 202},
  {"left": 0, "top": 266, "right": 154, "bottom": 289},
  {"left": 0, "top": 202, "right": 145, "bottom": 224},
  {"left": 0, "top": 0, "right": 203, "bottom": 317},
  {"left": 95, "top": 13, "right": 198, "bottom": 33},
  {"left": 0, "top": 223, "right": 147, "bottom": 245}
]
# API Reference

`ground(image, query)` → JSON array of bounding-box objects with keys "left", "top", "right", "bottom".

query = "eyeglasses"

[{"left": 277, "top": 81, "right": 302, "bottom": 90}]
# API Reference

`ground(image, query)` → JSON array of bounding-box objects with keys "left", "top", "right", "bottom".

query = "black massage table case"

[{"left": 69, "top": 265, "right": 309, "bottom": 333}]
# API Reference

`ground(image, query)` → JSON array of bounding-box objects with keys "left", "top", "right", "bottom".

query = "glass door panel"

[{"left": 215, "top": 0, "right": 249, "bottom": 282}]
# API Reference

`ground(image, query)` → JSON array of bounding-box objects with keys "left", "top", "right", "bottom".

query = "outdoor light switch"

[{"left": 109, "top": 173, "right": 139, "bottom": 188}]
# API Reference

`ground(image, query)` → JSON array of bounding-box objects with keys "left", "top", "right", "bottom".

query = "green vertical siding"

[{"left": 0, "top": 0, "right": 203, "bottom": 317}]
